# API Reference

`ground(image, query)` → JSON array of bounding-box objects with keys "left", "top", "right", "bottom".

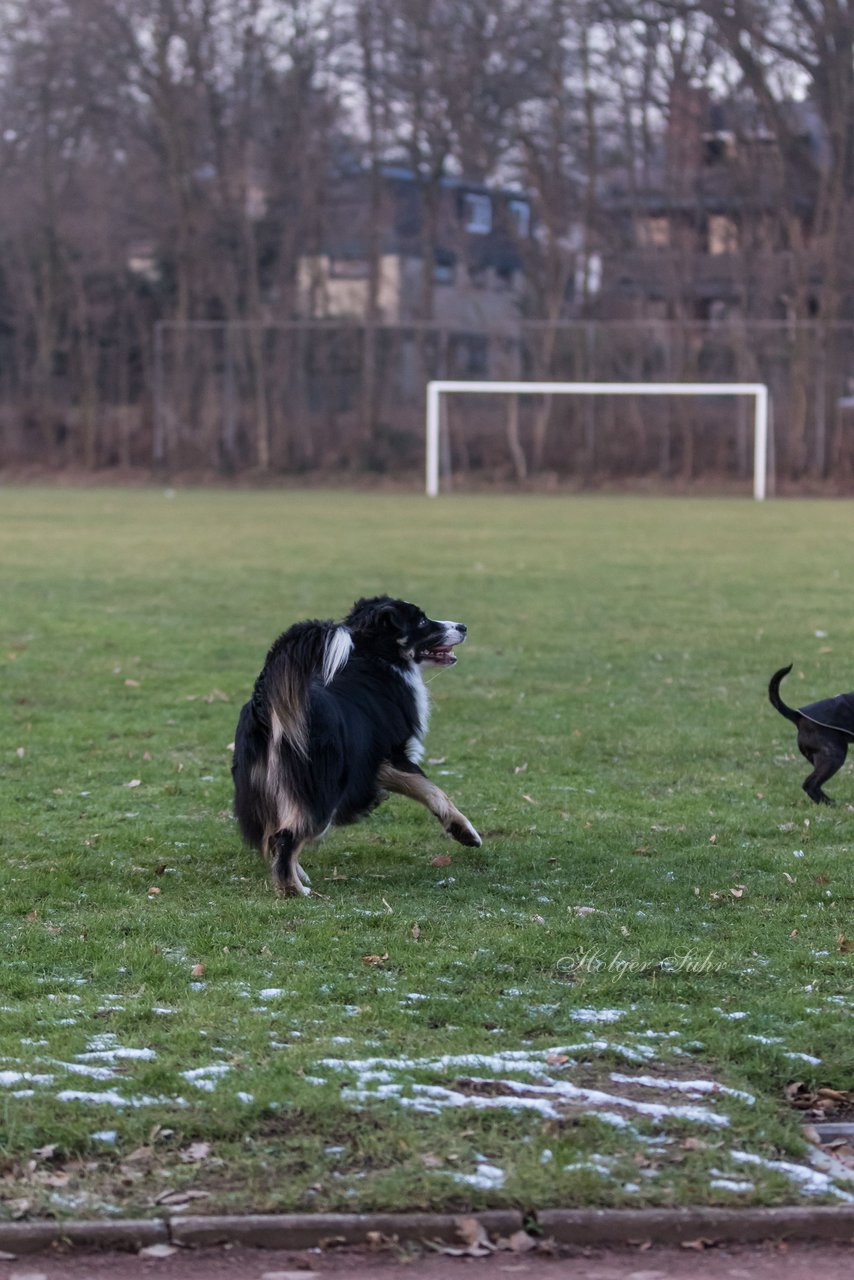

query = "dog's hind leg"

[
  {"left": 270, "top": 831, "right": 311, "bottom": 896},
  {"left": 377, "top": 761, "right": 482, "bottom": 847},
  {"left": 802, "top": 741, "right": 847, "bottom": 804}
]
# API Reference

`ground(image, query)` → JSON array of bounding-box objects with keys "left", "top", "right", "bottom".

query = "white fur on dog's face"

[{"left": 415, "top": 618, "right": 467, "bottom": 668}]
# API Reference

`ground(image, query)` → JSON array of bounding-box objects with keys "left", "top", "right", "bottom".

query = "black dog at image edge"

[
  {"left": 232, "top": 596, "right": 482, "bottom": 895},
  {"left": 769, "top": 664, "right": 854, "bottom": 804}
]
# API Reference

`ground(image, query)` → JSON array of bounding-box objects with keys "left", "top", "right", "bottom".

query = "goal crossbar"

[{"left": 426, "top": 380, "right": 770, "bottom": 499}]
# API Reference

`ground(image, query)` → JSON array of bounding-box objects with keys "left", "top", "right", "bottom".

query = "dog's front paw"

[{"left": 448, "top": 818, "right": 482, "bottom": 848}]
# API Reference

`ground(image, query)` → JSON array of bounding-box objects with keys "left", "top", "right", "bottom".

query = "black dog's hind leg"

[
  {"left": 377, "top": 759, "right": 482, "bottom": 847},
  {"left": 270, "top": 830, "right": 311, "bottom": 896},
  {"left": 797, "top": 723, "right": 848, "bottom": 805},
  {"left": 802, "top": 742, "right": 847, "bottom": 804}
]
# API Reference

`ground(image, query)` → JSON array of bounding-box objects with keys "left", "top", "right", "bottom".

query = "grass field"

[{"left": 3, "top": 486, "right": 854, "bottom": 1220}]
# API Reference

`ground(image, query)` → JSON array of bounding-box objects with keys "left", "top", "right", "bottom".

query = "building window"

[
  {"left": 463, "top": 192, "right": 492, "bottom": 234},
  {"left": 508, "top": 199, "right": 530, "bottom": 237},
  {"left": 707, "top": 215, "right": 738, "bottom": 255},
  {"left": 637, "top": 216, "right": 670, "bottom": 249},
  {"left": 328, "top": 257, "right": 370, "bottom": 279}
]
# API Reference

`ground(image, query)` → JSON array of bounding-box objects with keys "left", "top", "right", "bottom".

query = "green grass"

[{"left": 2, "top": 487, "right": 854, "bottom": 1218}]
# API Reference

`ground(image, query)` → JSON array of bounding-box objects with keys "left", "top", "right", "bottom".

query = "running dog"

[
  {"left": 232, "top": 596, "right": 481, "bottom": 894},
  {"left": 769, "top": 664, "right": 854, "bottom": 804}
]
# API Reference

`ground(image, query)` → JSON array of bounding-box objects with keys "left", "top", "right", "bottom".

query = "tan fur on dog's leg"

[{"left": 377, "top": 763, "right": 482, "bottom": 847}]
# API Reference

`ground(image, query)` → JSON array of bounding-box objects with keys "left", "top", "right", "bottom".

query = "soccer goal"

[{"left": 425, "top": 380, "right": 771, "bottom": 499}]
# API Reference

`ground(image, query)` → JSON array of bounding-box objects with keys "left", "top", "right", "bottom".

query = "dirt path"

[{"left": 4, "top": 1242, "right": 854, "bottom": 1280}]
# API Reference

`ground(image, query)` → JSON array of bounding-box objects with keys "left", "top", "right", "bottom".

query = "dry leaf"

[
  {"left": 124, "top": 678, "right": 140, "bottom": 687},
  {"left": 16, "top": 746, "right": 25, "bottom": 758},
  {"left": 139, "top": 1244, "right": 179, "bottom": 1259},
  {"left": 147, "top": 886, "right": 161, "bottom": 896},
  {"left": 179, "top": 1141, "right": 211, "bottom": 1163},
  {"left": 709, "top": 834, "right": 717, "bottom": 845},
  {"left": 522, "top": 794, "right": 536, "bottom": 804},
  {"left": 514, "top": 762, "right": 528, "bottom": 774},
  {"left": 362, "top": 952, "right": 388, "bottom": 966},
  {"left": 506, "top": 1230, "right": 538, "bottom": 1253},
  {"left": 411, "top": 923, "right": 421, "bottom": 941},
  {"left": 783, "top": 872, "right": 796, "bottom": 884},
  {"left": 32, "top": 1143, "right": 59, "bottom": 1161},
  {"left": 681, "top": 1238, "right": 712, "bottom": 1251},
  {"left": 431, "top": 855, "right": 452, "bottom": 867},
  {"left": 126, "top": 779, "right": 141, "bottom": 788},
  {"left": 815, "top": 874, "right": 831, "bottom": 885},
  {"left": 190, "top": 964, "right": 205, "bottom": 977},
  {"left": 154, "top": 1188, "right": 210, "bottom": 1206},
  {"left": 729, "top": 887, "right": 744, "bottom": 898},
  {"left": 382, "top": 897, "right": 393, "bottom": 914}
]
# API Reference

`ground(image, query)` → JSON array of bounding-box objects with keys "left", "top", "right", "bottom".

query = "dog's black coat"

[
  {"left": 769, "top": 664, "right": 854, "bottom": 804},
  {"left": 232, "top": 596, "right": 481, "bottom": 894}
]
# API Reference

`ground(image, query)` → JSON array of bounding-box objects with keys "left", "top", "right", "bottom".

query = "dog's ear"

[{"left": 346, "top": 596, "right": 401, "bottom": 634}]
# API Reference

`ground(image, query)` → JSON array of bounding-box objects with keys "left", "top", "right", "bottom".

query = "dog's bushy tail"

[
  {"left": 254, "top": 619, "right": 353, "bottom": 758},
  {"left": 769, "top": 663, "right": 800, "bottom": 725}
]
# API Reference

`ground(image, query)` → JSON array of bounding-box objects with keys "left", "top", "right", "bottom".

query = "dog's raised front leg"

[{"left": 377, "top": 761, "right": 481, "bottom": 847}]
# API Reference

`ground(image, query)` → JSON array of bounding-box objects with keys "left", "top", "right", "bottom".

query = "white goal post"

[{"left": 425, "top": 380, "right": 770, "bottom": 499}]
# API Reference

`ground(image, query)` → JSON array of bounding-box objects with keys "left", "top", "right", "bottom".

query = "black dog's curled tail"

[
  {"left": 769, "top": 663, "right": 800, "bottom": 725},
  {"left": 254, "top": 619, "right": 353, "bottom": 758}
]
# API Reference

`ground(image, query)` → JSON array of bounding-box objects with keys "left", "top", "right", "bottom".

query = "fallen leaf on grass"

[
  {"left": 503, "top": 1230, "right": 539, "bottom": 1253},
  {"left": 435, "top": 1218, "right": 542, "bottom": 1258},
  {"left": 362, "top": 953, "right": 389, "bottom": 966},
  {"left": 783, "top": 872, "right": 796, "bottom": 884},
  {"left": 154, "top": 1188, "right": 211, "bottom": 1206},
  {"left": 436, "top": 1216, "right": 492, "bottom": 1258},
  {"left": 139, "top": 1243, "right": 179, "bottom": 1258},
  {"left": 125, "top": 779, "right": 141, "bottom": 789},
  {"left": 190, "top": 964, "right": 205, "bottom": 978},
  {"left": 32, "top": 1144, "right": 59, "bottom": 1162},
  {"left": 431, "top": 855, "right": 452, "bottom": 867},
  {"left": 411, "top": 923, "right": 421, "bottom": 941},
  {"left": 838, "top": 935, "right": 854, "bottom": 954},
  {"left": 179, "top": 1141, "right": 211, "bottom": 1163},
  {"left": 382, "top": 897, "right": 393, "bottom": 914}
]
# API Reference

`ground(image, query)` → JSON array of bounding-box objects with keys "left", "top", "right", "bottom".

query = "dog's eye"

[{"left": 418, "top": 618, "right": 429, "bottom": 629}]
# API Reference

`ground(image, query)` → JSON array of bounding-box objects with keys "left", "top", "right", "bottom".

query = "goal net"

[{"left": 425, "top": 380, "right": 770, "bottom": 498}]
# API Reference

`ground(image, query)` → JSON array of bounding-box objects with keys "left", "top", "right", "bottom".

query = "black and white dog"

[
  {"left": 769, "top": 663, "right": 854, "bottom": 804},
  {"left": 232, "top": 596, "right": 482, "bottom": 894}
]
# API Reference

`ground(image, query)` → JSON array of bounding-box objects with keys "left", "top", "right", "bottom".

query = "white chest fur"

[{"left": 401, "top": 665, "right": 430, "bottom": 763}]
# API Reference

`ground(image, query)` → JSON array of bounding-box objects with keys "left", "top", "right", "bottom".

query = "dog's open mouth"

[{"left": 417, "top": 644, "right": 457, "bottom": 666}]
